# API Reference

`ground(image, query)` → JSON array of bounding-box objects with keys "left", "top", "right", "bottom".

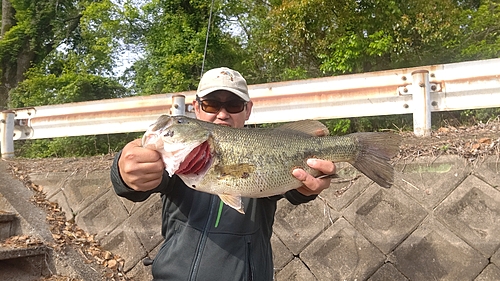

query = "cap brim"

[{"left": 197, "top": 87, "right": 250, "bottom": 102}]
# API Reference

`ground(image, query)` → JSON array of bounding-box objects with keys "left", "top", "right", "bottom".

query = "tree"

[
  {"left": 458, "top": 0, "right": 500, "bottom": 60},
  {"left": 125, "top": 0, "right": 245, "bottom": 96},
  {"left": 1, "top": 0, "right": 126, "bottom": 109},
  {"left": 3, "top": 0, "right": 499, "bottom": 157},
  {"left": 224, "top": 0, "right": 498, "bottom": 81},
  {"left": 1, "top": 0, "right": 130, "bottom": 159}
]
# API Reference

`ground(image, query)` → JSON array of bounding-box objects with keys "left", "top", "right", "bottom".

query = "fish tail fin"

[{"left": 349, "top": 132, "right": 401, "bottom": 188}]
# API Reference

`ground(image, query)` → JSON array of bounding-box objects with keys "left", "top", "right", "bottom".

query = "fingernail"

[
  {"left": 292, "top": 169, "right": 305, "bottom": 179},
  {"left": 307, "top": 159, "right": 317, "bottom": 166}
]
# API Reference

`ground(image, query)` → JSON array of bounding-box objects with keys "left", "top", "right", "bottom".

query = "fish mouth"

[
  {"left": 142, "top": 132, "right": 162, "bottom": 150},
  {"left": 142, "top": 131, "right": 208, "bottom": 176}
]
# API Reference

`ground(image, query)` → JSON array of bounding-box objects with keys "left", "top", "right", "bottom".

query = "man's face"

[{"left": 193, "top": 90, "right": 253, "bottom": 128}]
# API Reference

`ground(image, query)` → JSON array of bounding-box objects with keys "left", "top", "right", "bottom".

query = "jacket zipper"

[
  {"left": 247, "top": 239, "right": 253, "bottom": 281},
  {"left": 189, "top": 195, "right": 216, "bottom": 281}
]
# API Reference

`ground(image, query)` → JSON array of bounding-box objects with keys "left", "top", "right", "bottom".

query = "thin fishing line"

[{"left": 201, "top": 0, "right": 215, "bottom": 76}]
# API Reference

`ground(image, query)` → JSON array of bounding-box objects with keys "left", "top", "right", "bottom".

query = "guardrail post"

[
  {"left": 411, "top": 70, "right": 432, "bottom": 137},
  {"left": 1, "top": 111, "right": 15, "bottom": 158},
  {"left": 171, "top": 95, "right": 186, "bottom": 116}
]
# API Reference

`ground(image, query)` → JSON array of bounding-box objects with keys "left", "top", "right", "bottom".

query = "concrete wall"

[{"left": 28, "top": 155, "right": 500, "bottom": 280}]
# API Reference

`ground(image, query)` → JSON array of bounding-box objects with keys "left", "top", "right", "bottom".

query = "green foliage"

[
  {"left": 2, "top": 0, "right": 500, "bottom": 158},
  {"left": 9, "top": 71, "right": 127, "bottom": 107},
  {"left": 324, "top": 119, "right": 352, "bottom": 135},
  {"left": 126, "top": 0, "right": 244, "bottom": 95},
  {"left": 461, "top": 108, "right": 500, "bottom": 123},
  {"left": 76, "top": 1, "right": 124, "bottom": 75},
  {"left": 0, "top": 25, "right": 26, "bottom": 63},
  {"left": 323, "top": 114, "right": 414, "bottom": 135},
  {"left": 457, "top": 0, "right": 500, "bottom": 60},
  {"left": 428, "top": 109, "right": 500, "bottom": 129},
  {"left": 2, "top": 0, "right": 126, "bottom": 107},
  {"left": 319, "top": 32, "right": 365, "bottom": 74},
  {"left": 232, "top": 0, "right": 498, "bottom": 78}
]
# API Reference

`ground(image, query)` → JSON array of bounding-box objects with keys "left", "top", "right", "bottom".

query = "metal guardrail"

[{"left": 1, "top": 58, "right": 500, "bottom": 158}]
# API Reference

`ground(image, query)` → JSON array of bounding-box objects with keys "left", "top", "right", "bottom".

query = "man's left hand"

[{"left": 292, "top": 159, "right": 336, "bottom": 196}]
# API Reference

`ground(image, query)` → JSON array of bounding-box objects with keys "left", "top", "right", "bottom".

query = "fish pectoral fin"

[{"left": 218, "top": 194, "right": 245, "bottom": 214}]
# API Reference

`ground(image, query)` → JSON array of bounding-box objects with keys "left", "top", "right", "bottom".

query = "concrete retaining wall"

[{"left": 28, "top": 155, "right": 500, "bottom": 280}]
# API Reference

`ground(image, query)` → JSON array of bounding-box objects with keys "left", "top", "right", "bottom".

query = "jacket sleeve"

[
  {"left": 282, "top": 189, "right": 317, "bottom": 205},
  {"left": 110, "top": 150, "right": 171, "bottom": 202}
]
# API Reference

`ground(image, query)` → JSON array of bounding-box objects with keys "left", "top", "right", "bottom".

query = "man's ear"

[
  {"left": 193, "top": 100, "right": 201, "bottom": 117},
  {"left": 245, "top": 101, "right": 253, "bottom": 120}
]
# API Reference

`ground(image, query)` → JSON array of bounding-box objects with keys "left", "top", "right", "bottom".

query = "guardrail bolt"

[
  {"left": 403, "top": 104, "right": 409, "bottom": 109},
  {"left": 401, "top": 76, "right": 407, "bottom": 81},
  {"left": 431, "top": 101, "right": 438, "bottom": 106},
  {"left": 431, "top": 85, "right": 437, "bottom": 91}
]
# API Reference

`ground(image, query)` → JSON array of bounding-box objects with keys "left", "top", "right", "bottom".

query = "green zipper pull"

[{"left": 214, "top": 200, "right": 224, "bottom": 228}]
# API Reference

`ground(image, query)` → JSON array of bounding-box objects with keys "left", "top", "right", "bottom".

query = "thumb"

[{"left": 292, "top": 168, "right": 308, "bottom": 181}]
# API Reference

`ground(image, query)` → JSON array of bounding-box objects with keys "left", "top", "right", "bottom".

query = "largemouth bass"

[{"left": 142, "top": 115, "right": 401, "bottom": 214}]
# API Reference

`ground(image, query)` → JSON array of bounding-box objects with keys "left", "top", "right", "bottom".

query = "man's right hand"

[{"left": 118, "top": 139, "right": 165, "bottom": 191}]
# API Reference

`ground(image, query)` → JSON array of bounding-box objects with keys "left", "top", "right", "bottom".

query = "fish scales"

[
  {"left": 203, "top": 128, "right": 355, "bottom": 195},
  {"left": 143, "top": 115, "right": 401, "bottom": 213}
]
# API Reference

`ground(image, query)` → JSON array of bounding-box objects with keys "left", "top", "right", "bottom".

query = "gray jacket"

[{"left": 110, "top": 151, "right": 316, "bottom": 281}]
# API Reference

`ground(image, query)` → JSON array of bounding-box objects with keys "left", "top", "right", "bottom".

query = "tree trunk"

[
  {"left": 0, "top": 0, "right": 34, "bottom": 110},
  {"left": 1, "top": 0, "right": 15, "bottom": 109},
  {"left": 1, "top": 0, "right": 14, "bottom": 36}
]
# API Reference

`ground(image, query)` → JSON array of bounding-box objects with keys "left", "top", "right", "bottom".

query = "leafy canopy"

[{"left": 2, "top": 0, "right": 499, "bottom": 157}]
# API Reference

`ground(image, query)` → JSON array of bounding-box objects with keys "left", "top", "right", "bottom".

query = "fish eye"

[{"left": 177, "top": 117, "right": 190, "bottom": 124}]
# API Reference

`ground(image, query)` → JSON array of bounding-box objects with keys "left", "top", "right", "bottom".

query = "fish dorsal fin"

[
  {"left": 219, "top": 194, "right": 245, "bottom": 214},
  {"left": 274, "top": 120, "right": 329, "bottom": 137}
]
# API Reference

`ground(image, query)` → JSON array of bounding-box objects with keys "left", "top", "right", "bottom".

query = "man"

[{"left": 110, "top": 67, "right": 335, "bottom": 280}]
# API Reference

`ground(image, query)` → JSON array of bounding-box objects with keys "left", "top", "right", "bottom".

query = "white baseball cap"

[{"left": 197, "top": 67, "right": 250, "bottom": 101}]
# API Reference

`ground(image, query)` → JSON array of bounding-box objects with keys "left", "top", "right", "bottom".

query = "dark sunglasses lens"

[
  {"left": 201, "top": 100, "right": 222, "bottom": 113},
  {"left": 200, "top": 100, "right": 246, "bottom": 114},
  {"left": 225, "top": 100, "right": 246, "bottom": 113}
]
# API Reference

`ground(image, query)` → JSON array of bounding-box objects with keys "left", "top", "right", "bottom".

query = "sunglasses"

[{"left": 196, "top": 96, "right": 248, "bottom": 114}]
